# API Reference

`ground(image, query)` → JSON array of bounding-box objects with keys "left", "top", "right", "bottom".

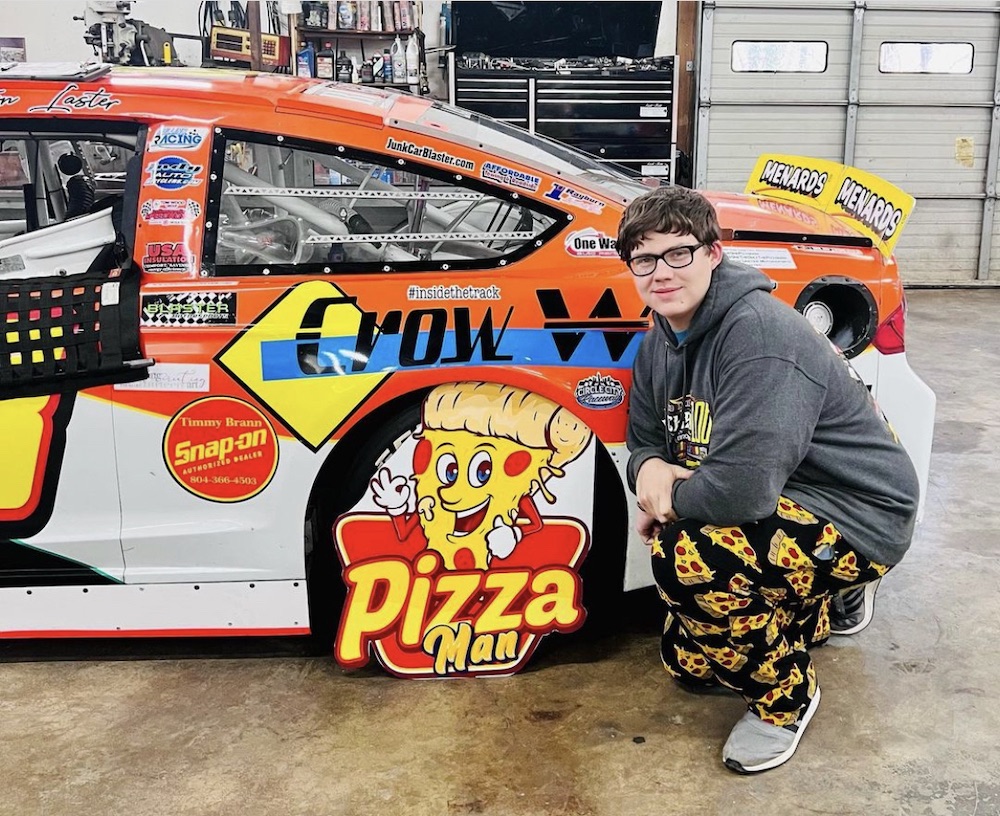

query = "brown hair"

[{"left": 617, "top": 186, "right": 721, "bottom": 263}]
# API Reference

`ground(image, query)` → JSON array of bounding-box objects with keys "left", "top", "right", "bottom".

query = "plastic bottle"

[
  {"left": 373, "top": 52, "right": 385, "bottom": 83},
  {"left": 296, "top": 42, "right": 316, "bottom": 77},
  {"left": 316, "top": 40, "right": 335, "bottom": 79},
  {"left": 336, "top": 50, "right": 352, "bottom": 83},
  {"left": 360, "top": 59, "right": 374, "bottom": 83},
  {"left": 405, "top": 35, "right": 419, "bottom": 84},
  {"left": 390, "top": 35, "right": 406, "bottom": 85},
  {"left": 337, "top": 0, "right": 357, "bottom": 30},
  {"left": 382, "top": 48, "right": 393, "bottom": 83}
]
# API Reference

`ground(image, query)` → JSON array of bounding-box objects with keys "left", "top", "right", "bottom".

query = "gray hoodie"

[{"left": 626, "top": 253, "right": 919, "bottom": 565}]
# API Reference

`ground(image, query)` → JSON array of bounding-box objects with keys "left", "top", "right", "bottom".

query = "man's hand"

[{"left": 635, "top": 458, "right": 693, "bottom": 542}]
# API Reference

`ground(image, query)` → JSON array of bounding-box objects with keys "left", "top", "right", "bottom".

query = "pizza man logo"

[
  {"left": 142, "top": 242, "right": 194, "bottom": 274},
  {"left": 144, "top": 156, "right": 204, "bottom": 190},
  {"left": 759, "top": 160, "right": 828, "bottom": 198},
  {"left": 334, "top": 383, "right": 591, "bottom": 677},
  {"left": 834, "top": 176, "right": 904, "bottom": 240}
]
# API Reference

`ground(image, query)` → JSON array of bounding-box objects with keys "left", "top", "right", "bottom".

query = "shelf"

[{"left": 297, "top": 27, "right": 419, "bottom": 37}]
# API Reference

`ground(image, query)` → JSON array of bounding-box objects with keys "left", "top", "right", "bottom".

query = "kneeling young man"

[{"left": 621, "top": 186, "right": 919, "bottom": 774}]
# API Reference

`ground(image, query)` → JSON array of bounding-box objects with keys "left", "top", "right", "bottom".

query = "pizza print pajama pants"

[{"left": 650, "top": 497, "right": 889, "bottom": 727}]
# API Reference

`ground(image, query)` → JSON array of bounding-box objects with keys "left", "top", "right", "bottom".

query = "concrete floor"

[{"left": 1, "top": 290, "right": 999, "bottom": 816}]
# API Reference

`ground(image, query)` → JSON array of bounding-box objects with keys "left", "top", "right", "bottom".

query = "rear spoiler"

[{"left": 744, "top": 154, "right": 915, "bottom": 258}]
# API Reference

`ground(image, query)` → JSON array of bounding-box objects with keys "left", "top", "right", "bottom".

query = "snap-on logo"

[
  {"left": 759, "top": 160, "right": 828, "bottom": 198},
  {"left": 834, "top": 176, "right": 904, "bottom": 240}
]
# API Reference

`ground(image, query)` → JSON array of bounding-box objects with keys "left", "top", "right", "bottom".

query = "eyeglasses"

[{"left": 627, "top": 243, "right": 706, "bottom": 276}]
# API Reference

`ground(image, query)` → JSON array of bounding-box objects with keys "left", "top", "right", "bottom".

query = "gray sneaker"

[
  {"left": 722, "top": 686, "right": 821, "bottom": 774},
  {"left": 830, "top": 577, "right": 881, "bottom": 635}
]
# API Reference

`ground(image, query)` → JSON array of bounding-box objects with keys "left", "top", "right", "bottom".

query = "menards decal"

[
  {"left": 745, "top": 153, "right": 915, "bottom": 257},
  {"left": 333, "top": 382, "right": 593, "bottom": 678}
]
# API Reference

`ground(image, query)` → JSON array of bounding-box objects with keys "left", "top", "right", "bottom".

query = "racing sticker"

[
  {"left": 144, "top": 156, "right": 205, "bottom": 191},
  {"left": 481, "top": 162, "right": 541, "bottom": 193},
  {"left": 162, "top": 396, "right": 279, "bottom": 502},
  {"left": 564, "top": 227, "right": 618, "bottom": 258},
  {"left": 385, "top": 137, "right": 475, "bottom": 172},
  {"left": 149, "top": 126, "right": 209, "bottom": 152},
  {"left": 334, "top": 382, "right": 594, "bottom": 678},
  {"left": 574, "top": 373, "right": 625, "bottom": 410},
  {"left": 141, "top": 292, "right": 236, "bottom": 327},
  {"left": 140, "top": 198, "right": 201, "bottom": 226},
  {"left": 543, "top": 183, "right": 605, "bottom": 214},
  {"left": 142, "top": 242, "right": 195, "bottom": 274}
]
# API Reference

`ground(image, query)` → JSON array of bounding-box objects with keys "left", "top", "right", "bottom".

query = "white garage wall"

[{"left": 696, "top": 0, "right": 1000, "bottom": 283}]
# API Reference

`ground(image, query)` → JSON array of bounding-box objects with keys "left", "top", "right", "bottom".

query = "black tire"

[{"left": 303, "top": 403, "right": 422, "bottom": 654}]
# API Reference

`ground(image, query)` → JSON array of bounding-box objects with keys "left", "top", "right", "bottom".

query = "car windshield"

[{"left": 413, "top": 102, "right": 653, "bottom": 201}]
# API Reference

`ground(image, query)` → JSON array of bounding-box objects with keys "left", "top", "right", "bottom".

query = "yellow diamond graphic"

[{"left": 216, "top": 280, "right": 390, "bottom": 450}]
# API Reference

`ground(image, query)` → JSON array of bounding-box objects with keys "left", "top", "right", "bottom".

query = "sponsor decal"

[
  {"left": 543, "top": 183, "right": 605, "bottom": 214},
  {"left": 142, "top": 242, "right": 195, "bottom": 274},
  {"left": 0, "top": 254, "right": 26, "bottom": 273},
  {"left": 724, "top": 247, "right": 796, "bottom": 270},
  {"left": 334, "top": 382, "right": 592, "bottom": 677},
  {"left": 114, "top": 362, "right": 210, "bottom": 392},
  {"left": 755, "top": 197, "right": 820, "bottom": 228},
  {"left": 745, "top": 154, "right": 915, "bottom": 256},
  {"left": 564, "top": 227, "right": 617, "bottom": 258},
  {"left": 27, "top": 83, "right": 120, "bottom": 113},
  {"left": 757, "top": 159, "right": 828, "bottom": 198},
  {"left": 406, "top": 284, "right": 501, "bottom": 301},
  {"left": 0, "top": 89, "right": 20, "bottom": 107},
  {"left": 385, "top": 137, "right": 475, "bottom": 172},
  {"left": 141, "top": 292, "right": 236, "bottom": 327},
  {"left": 574, "top": 372, "right": 625, "bottom": 410},
  {"left": 144, "top": 156, "right": 204, "bottom": 191},
  {"left": 792, "top": 244, "right": 870, "bottom": 259},
  {"left": 163, "top": 396, "right": 278, "bottom": 502},
  {"left": 140, "top": 198, "right": 201, "bottom": 225},
  {"left": 216, "top": 282, "right": 644, "bottom": 451},
  {"left": 480, "top": 161, "right": 540, "bottom": 193},
  {"left": 833, "top": 176, "right": 905, "bottom": 242},
  {"left": 149, "top": 126, "right": 209, "bottom": 152}
]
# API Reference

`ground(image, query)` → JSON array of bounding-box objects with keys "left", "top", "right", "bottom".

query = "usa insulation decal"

[
  {"left": 334, "top": 382, "right": 594, "bottom": 678},
  {"left": 162, "top": 396, "right": 279, "bottom": 502}
]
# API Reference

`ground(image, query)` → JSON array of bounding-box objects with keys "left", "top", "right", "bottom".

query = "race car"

[{"left": 0, "top": 61, "right": 934, "bottom": 677}]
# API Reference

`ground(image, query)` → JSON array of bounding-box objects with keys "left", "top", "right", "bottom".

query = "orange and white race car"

[{"left": 0, "top": 62, "right": 934, "bottom": 677}]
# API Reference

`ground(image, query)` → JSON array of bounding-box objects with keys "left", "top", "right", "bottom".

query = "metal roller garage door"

[{"left": 696, "top": 0, "right": 1000, "bottom": 283}]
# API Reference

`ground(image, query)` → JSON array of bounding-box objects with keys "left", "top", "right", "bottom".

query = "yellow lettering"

[
  {"left": 478, "top": 570, "right": 529, "bottom": 633},
  {"left": 424, "top": 621, "right": 472, "bottom": 674},
  {"left": 523, "top": 569, "right": 582, "bottom": 628},
  {"left": 470, "top": 632, "right": 495, "bottom": 665},
  {"left": 495, "top": 630, "right": 519, "bottom": 660},
  {"left": 173, "top": 440, "right": 191, "bottom": 465},
  {"left": 425, "top": 572, "right": 481, "bottom": 631},
  {"left": 400, "top": 552, "right": 438, "bottom": 646},
  {"left": 337, "top": 559, "right": 410, "bottom": 663}
]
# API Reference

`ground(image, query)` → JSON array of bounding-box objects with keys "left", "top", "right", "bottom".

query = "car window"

[
  {"left": 0, "top": 134, "right": 136, "bottom": 239},
  {"left": 206, "top": 132, "right": 563, "bottom": 275}
]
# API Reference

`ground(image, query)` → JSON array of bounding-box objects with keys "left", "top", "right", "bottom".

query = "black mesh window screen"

[{"left": 0, "top": 248, "right": 147, "bottom": 398}]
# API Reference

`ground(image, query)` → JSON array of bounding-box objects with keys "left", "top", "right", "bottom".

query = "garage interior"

[{"left": 1, "top": 1, "right": 998, "bottom": 813}]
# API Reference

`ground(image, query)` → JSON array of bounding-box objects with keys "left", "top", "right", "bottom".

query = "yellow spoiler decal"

[{"left": 745, "top": 154, "right": 915, "bottom": 258}]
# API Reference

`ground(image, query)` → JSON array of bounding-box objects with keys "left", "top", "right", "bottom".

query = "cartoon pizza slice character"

[{"left": 369, "top": 382, "right": 592, "bottom": 571}]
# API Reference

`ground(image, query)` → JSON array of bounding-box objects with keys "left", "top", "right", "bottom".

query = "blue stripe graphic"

[{"left": 260, "top": 328, "right": 640, "bottom": 381}]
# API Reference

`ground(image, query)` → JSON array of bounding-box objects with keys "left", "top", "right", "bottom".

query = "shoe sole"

[
  {"left": 830, "top": 578, "right": 880, "bottom": 636},
  {"left": 723, "top": 686, "right": 821, "bottom": 774}
]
